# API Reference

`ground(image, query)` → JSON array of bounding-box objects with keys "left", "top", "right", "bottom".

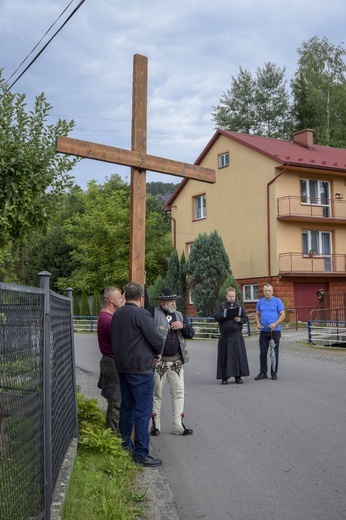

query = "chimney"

[{"left": 293, "top": 129, "right": 314, "bottom": 150}]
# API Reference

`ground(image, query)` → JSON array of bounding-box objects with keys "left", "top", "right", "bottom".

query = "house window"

[
  {"left": 218, "top": 152, "right": 229, "bottom": 168},
  {"left": 302, "top": 230, "right": 332, "bottom": 270},
  {"left": 302, "top": 230, "right": 332, "bottom": 255},
  {"left": 194, "top": 194, "right": 206, "bottom": 220},
  {"left": 243, "top": 284, "right": 259, "bottom": 302},
  {"left": 300, "top": 179, "right": 330, "bottom": 216}
]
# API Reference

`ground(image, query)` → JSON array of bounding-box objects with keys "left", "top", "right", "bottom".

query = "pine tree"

[
  {"left": 92, "top": 291, "right": 101, "bottom": 316},
  {"left": 179, "top": 251, "right": 187, "bottom": 315},
  {"left": 80, "top": 292, "right": 91, "bottom": 317},
  {"left": 147, "top": 275, "right": 166, "bottom": 307},
  {"left": 73, "top": 295, "right": 81, "bottom": 317},
  {"left": 187, "top": 231, "right": 230, "bottom": 316}
]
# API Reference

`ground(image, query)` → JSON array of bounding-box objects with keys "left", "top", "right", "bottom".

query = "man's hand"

[
  {"left": 257, "top": 324, "right": 263, "bottom": 330},
  {"left": 170, "top": 320, "right": 183, "bottom": 330}
]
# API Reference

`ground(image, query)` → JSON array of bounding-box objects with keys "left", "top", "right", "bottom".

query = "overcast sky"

[{"left": 1, "top": 0, "right": 345, "bottom": 189}]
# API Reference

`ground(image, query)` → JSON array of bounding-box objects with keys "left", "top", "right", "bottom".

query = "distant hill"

[{"left": 146, "top": 181, "right": 179, "bottom": 197}]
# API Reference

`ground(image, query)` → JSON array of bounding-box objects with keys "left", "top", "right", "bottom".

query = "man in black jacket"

[{"left": 111, "top": 282, "right": 164, "bottom": 467}]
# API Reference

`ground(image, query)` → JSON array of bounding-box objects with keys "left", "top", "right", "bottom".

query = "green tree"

[
  {"left": 212, "top": 66, "right": 256, "bottom": 132},
  {"left": 165, "top": 249, "right": 184, "bottom": 312},
  {"left": 2, "top": 186, "right": 85, "bottom": 287},
  {"left": 147, "top": 275, "right": 166, "bottom": 307},
  {"left": 187, "top": 231, "right": 230, "bottom": 316},
  {"left": 92, "top": 291, "right": 101, "bottom": 316},
  {"left": 254, "top": 62, "right": 292, "bottom": 139},
  {"left": 73, "top": 295, "right": 81, "bottom": 317},
  {"left": 80, "top": 292, "right": 90, "bottom": 317},
  {"left": 58, "top": 177, "right": 173, "bottom": 293},
  {"left": 146, "top": 181, "right": 178, "bottom": 197},
  {"left": 60, "top": 175, "right": 130, "bottom": 293},
  {"left": 291, "top": 36, "right": 346, "bottom": 146},
  {"left": 0, "top": 71, "right": 78, "bottom": 244},
  {"left": 179, "top": 251, "right": 188, "bottom": 315},
  {"left": 212, "top": 63, "right": 291, "bottom": 139},
  {"left": 145, "top": 194, "right": 174, "bottom": 286},
  {"left": 18, "top": 227, "right": 75, "bottom": 291},
  {"left": 165, "top": 250, "right": 181, "bottom": 293}
]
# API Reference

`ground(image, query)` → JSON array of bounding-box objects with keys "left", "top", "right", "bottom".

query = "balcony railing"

[
  {"left": 277, "top": 196, "right": 346, "bottom": 222},
  {"left": 279, "top": 252, "right": 346, "bottom": 275}
]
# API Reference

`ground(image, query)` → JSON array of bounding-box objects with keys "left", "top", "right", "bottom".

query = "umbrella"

[{"left": 269, "top": 331, "right": 277, "bottom": 372}]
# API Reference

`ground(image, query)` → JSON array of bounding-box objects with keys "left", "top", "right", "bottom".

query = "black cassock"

[{"left": 214, "top": 302, "right": 250, "bottom": 380}]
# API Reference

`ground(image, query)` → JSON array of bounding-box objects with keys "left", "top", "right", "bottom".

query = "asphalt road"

[{"left": 74, "top": 331, "right": 346, "bottom": 520}]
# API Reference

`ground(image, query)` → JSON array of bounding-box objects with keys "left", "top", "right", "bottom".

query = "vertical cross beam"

[{"left": 130, "top": 54, "right": 147, "bottom": 286}]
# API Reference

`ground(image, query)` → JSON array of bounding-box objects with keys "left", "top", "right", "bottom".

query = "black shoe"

[
  {"left": 181, "top": 428, "right": 193, "bottom": 435},
  {"left": 255, "top": 372, "right": 268, "bottom": 380},
  {"left": 235, "top": 377, "right": 243, "bottom": 384},
  {"left": 133, "top": 455, "right": 162, "bottom": 467},
  {"left": 150, "top": 428, "right": 160, "bottom": 436},
  {"left": 222, "top": 379, "right": 228, "bottom": 385},
  {"left": 271, "top": 372, "right": 278, "bottom": 380}
]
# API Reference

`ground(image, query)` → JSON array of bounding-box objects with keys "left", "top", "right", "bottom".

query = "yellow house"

[{"left": 165, "top": 129, "right": 346, "bottom": 319}]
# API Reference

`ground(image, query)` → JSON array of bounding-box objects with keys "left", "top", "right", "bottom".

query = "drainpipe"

[{"left": 266, "top": 165, "right": 290, "bottom": 282}]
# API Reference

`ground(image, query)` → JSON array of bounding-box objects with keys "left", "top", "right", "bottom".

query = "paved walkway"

[{"left": 70, "top": 328, "right": 345, "bottom": 520}]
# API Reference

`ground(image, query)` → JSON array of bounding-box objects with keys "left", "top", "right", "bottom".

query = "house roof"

[
  {"left": 196, "top": 130, "right": 346, "bottom": 171},
  {"left": 165, "top": 130, "right": 346, "bottom": 208}
]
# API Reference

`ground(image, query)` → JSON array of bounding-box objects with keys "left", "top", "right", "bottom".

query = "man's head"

[
  {"left": 103, "top": 286, "right": 124, "bottom": 310},
  {"left": 263, "top": 283, "right": 274, "bottom": 299},
  {"left": 225, "top": 287, "right": 236, "bottom": 303},
  {"left": 123, "top": 282, "right": 144, "bottom": 302},
  {"left": 159, "top": 287, "right": 180, "bottom": 314}
]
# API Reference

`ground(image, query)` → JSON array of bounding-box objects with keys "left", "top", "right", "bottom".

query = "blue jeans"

[
  {"left": 119, "top": 373, "right": 154, "bottom": 458},
  {"left": 259, "top": 330, "right": 281, "bottom": 375}
]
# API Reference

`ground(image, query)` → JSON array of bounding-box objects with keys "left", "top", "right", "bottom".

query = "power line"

[
  {"left": 6, "top": 1, "right": 75, "bottom": 84},
  {"left": 5, "top": 0, "right": 86, "bottom": 93}
]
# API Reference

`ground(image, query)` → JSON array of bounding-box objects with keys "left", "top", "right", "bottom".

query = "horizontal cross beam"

[{"left": 56, "top": 136, "right": 215, "bottom": 183}]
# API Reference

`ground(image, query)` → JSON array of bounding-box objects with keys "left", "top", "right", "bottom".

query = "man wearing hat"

[{"left": 145, "top": 287, "right": 195, "bottom": 436}]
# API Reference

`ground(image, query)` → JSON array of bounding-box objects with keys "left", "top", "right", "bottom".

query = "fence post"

[
  {"left": 66, "top": 288, "right": 79, "bottom": 439},
  {"left": 307, "top": 320, "right": 312, "bottom": 343},
  {"left": 39, "top": 271, "right": 52, "bottom": 520}
]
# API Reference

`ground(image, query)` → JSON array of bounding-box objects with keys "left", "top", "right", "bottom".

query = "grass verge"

[{"left": 61, "top": 393, "right": 146, "bottom": 520}]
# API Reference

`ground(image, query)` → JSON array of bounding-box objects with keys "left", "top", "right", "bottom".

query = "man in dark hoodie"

[{"left": 111, "top": 282, "right": 163, "bottom": 467}]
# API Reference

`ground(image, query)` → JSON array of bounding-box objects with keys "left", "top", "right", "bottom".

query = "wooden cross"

[{"left": 55, "top": 54, "right": 215, "bottom": 287}]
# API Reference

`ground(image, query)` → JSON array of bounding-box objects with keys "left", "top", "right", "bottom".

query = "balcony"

[
  {"left": 277, "top": 196, "right": 346, "bottom": 223},
  {"left": 278, "top": 253, "right": 346, "bottom": 276}
]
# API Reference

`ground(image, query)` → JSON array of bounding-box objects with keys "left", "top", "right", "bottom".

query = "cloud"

[{"left": 1, "top": 0, "right": 345, "bottom": 187}]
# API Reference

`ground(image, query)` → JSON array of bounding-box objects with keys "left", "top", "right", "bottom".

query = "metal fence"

[
  {"left": 0, "top": 272, "right": 78, "bottom": 520},
  {"left": 308, "top": 320, "right": 346, "bottom": 347},
  {"left": 72, "top": 315, "right": 254, "bottom": 339}
]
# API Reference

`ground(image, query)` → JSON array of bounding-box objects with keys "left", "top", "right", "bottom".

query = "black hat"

[{"left": 156, "top": 288, "right": 181, "bottom": 300}]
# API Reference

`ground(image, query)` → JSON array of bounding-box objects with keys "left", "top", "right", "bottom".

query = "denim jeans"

[
  {"left": 259, "top": 330, "right": 281, "bottom": 375},
  {"left": 119, "top": 373, "right": 154, "bottom": 458}
]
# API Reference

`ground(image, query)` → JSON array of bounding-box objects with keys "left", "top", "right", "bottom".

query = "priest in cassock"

[{"left": 215, "top": 287, "right": 250, "bottom": 385}]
